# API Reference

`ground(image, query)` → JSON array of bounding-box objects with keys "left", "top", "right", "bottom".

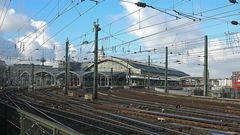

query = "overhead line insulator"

[
  {"left": 135, "top": 2, "right": 147, "bottom": 8},
  {"left": 229, "top": 0, "right": 237, "bottom": 4}
]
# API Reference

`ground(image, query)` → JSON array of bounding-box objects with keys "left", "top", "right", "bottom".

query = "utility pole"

[
  {"left": 31, "top": 64, "right": 34, "bottom": 93},
  {"left": 65, "top": 38, "right": 69, "bottom": 95},
  {"left": 6, "top": 67, "right": 10, "bottom": 87},
  {"left": 3, "top": 69, "right": 6, "bottom": 90},
  {"left": 128, "top": 68, "right": 131, "bottom": 86},
  {"left": 148, "top": 55, "right": 150, "bottom": 89},
  {"left": 110, "top": 68, "right": 113, "bottom": 87},
  {"left": 18, "top": 70, "right": 20, "bottom": 86},
  {"left": 164, "top": 47, "right": 168, "bottom": 93},
  {"left": 93, "top": 21, "right": 101, "bottom": 99},
  {"left": 126, "top": 60, "right": 130, "bottom": 86},
  {"left": 204, "top": 35, "right": 208, "bottom": 96}
]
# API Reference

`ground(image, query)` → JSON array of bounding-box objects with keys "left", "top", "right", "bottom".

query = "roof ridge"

[{"left": 111, "top": 56, "right": 179, "bottom": 71}]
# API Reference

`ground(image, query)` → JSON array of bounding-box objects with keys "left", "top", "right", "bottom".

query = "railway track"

[
  {"left": 30, "top": 89, "right": 187, "bottom": 135},
  {"left": 1, "top": 89, "right": 187, "bottom": 135},
  {"left": 102, "top": 89, "right": 240, "bottom": 116},
  {"left": 21, "top": 88, "right": 189, "bottom": 134},
  {"left": 27, "top": 88, "right": 240, "bottom": 134},
  {"left": 2, "top": 87, "right": 240, "bottom": 134},
  {"left": 99, "top": 92, "right": 240, "bottom": 123},
  {"left": 97, "top": 90, "right": 240, "bottom": 134},
  {"left": 117, "top": 89, "right": 240, "bottom": 115}
]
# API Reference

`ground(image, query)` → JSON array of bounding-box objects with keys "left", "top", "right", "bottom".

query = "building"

[
  {"left": 0, "top": 59, "right": 6, "bottom": 66},
  {"left": 0, "top": 60, "right": 7, "bottom": 88},
  {"left": 83, "top": 56, "right": 189, "bottom": 88},
  {"left": 6, "top": 63, "right": 82, "bottom": 88},
  {"left": 232, "top": 71, "right": 240, "bottom": 90},
  {"left": 3, "top": 55, "right": 189, "bottom": 89},
  {"left": 218, "top": 78, "right": 232, "bottom": 87},
  {"left": 231, "top": 71, "right": 240, "bottom": 98}
]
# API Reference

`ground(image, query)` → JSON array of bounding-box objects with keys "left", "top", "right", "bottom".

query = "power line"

[
  {"left": 6, "top": 0, "right": 53, "bottom": 40},
  {"left": 3, "top": 0, "right": 240, "bottom": 67},
  {"left": 0, "top": 0, "right": 72, "bottom": 55},
  {"left": 68, "top": 0, "right": 161, "bottom": 45},
  {"left": 0, "top": 0, "right": 11, "bottom": 31},
  {"left": 0, "top": 0, "right": 7, "bottom": 24},
  {"left": 0, "top": 0, "right": 83, "bottom": 55},
  {"left": 65, "top": 1, "right": 235, "bottom": 51},
  {"left": 111, "top": 3, "right": 238, "bottom": 38},
  {"left": 17, "top": 0, "right": 106, "bottom": 65},
  {"left": 103, "top": 9, "right": 238, "bottom": 52},
  {"left": 111, "top": 34, "right": 240, "bottom": 60}
]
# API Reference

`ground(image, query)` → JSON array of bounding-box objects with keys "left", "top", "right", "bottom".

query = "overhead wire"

[
  {"left": 70, "top": 3, "right": 236, "bottom": 55},
  {"left": 59, "top": 0, "right": 234, "bottom": 54},
  {"left": 13, "top": 0, "right": 106, "bottom": 65},
  {"left": 0, "top": 0, "right": 74, "bottom": 55},
  {"left": 6, "top": 0, "right": 53, "bottom": 40},
  {"left": 0, "top": 0, "right": 7, "bottom": 22},
  {"left": 103, "top": 7, "right": 239, "bottom": 52},
  {"left": 111, "top": 34, "right": 240, "bottom": 61},
  {"left": 68, "top": 0, "right": 161, "bottom": 45},
  {"left": 57, "top": 27, "right": 235, "bottom": 62},
  {"left": 3, "top": 0, "right": 240, "bottom": 68},
  {"left": 106, "top": 2, "right": 237, "bottom": 40},
  {"left": 0, "top": 0, "right": 11, "bottom": 31}
]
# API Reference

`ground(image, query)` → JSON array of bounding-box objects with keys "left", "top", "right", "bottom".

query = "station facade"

[
  {"left": 2, "top": 56, "right": 189, "bottom": 89},
  {"left": 83, "top": 57, "right": 188, "bottom": 88}
]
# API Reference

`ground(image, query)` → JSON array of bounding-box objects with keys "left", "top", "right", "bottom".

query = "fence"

[{"left": 0, "top": 102, "right": 80, "bottom": 135}]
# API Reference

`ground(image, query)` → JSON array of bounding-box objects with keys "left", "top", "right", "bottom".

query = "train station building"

[
  {"left": 83, "top": 56, "right": 188, "bottom": 88},
  {"left": 4, "top": 56, "right": 189, "bottom": 89}
]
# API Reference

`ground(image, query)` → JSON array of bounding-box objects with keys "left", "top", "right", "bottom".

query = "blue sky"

[
  {"left": 1, "top": 0, "right": 240, "bottom": 78},
  {"left": 9, "top": 0, "right": 125, "bottom": 42},
  {"left": 8, "top": 0, "right": 236, "bottom": 43}
]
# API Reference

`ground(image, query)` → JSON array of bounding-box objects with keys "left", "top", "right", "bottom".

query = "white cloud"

[
  {"left": 0, "top": 8, "right": 35, "bottom": 33},
  {"left": 16, "top": 20, "right": 79, "bottom": 66},
  {"left": 0, "top": 7, "right": 79, "bottom": 67},
  {"left": 120, "top": 0, "right": 240, "bottom": 78},
  {"left": 171, "top": 37, "right": 240, "bottom": 78},
  {"left": 0, "top": 36, "right": 19, "bottom": 57},
  {"left": 120, "top": 0, "right": 202, "bottom": 49}
]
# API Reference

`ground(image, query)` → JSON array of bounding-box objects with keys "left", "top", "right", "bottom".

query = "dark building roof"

[
  {"left": 70, "top": 62, "right": 82, "bottom": 71},
  {"left": 113, "top": 56, "right": 188, "bottom": 77},
  {"left": 0, "top": 60, "right": 6, "bottom": 66}
]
